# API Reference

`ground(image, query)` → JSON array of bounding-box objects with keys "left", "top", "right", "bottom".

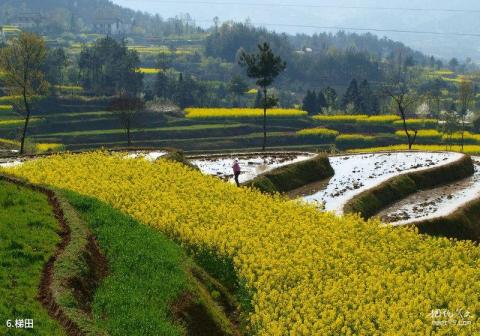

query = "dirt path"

[{"left": 38, "top": 189, "right": 84, "bottom": 336}]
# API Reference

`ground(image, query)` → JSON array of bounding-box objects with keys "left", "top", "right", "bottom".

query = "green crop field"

[
  {"left": 64, "top": 191, "right": 191, "bottom": 335},
  {"left": 0, "top": 180, "right": 64, "bottom": 336}
]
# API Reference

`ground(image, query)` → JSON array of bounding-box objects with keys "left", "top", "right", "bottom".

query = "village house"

[{"left": 94, "top": 15, "right": 132, "bottom": 35}]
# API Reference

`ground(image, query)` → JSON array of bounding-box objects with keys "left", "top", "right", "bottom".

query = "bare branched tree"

[
  {"left": 108, "top": 95, "right": 145, "bottom": 147},
  {"left": 458, "top": 79, "right": 475, "bottom": 151},
  {"left": 383, "top": 67, "right": 422, "bottom": 150},
  {"left": 0, "top": 32, "right": 48, "bottom": 154}
]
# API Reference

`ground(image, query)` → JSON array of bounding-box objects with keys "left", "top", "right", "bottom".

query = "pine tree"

[
  {"left": 239, "top": 42, "right": 286, "bottom": 150},
  {"left": 316, "top": 91, "right": 327, "bottom": 114},
  {"left": 323, "top": 87, "right": 338, "bottom": 109},
  {"left": 358, "top": 80, "right": 379, "bottom": 115},
  {"left": 342, "top": 79, "right": 360, "bottom": 113},
  {"left": 302, "top": 90, "right": 317, "bottom": 115}
]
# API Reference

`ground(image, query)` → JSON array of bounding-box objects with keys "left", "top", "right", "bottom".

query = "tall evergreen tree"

[
  {"left": 239, "top": 42, "right": 286, "bottom": 151},
  {"left": 323, "top": 87, "right": 338, "bottom": 109},
  {"left": 302, "top": 90, "right": 317, "bottom": 115},
  {"left": 358, "top": 80, "right": 379, "bottom": 115},
  {"left": 78, "top": 37, "right": 143, "bottom": 96},
  {"left": 316, "top": 91, "right": 327, "bottom": 113},
  {"left": 228, "top": 75, "right": 248, "bottom": 107},
  {"left": 342, "top": 79, "right": 361, "bottom": 113},
  {"left": 154, "top": 70, "right": 174, "bottom": 99}
]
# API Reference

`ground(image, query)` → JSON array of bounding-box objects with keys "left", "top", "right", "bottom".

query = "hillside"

[
  {"left": 0, "top": 0, "right": 198, "bottom": 36},
  {"left": 113, "top": 0, "right": 480, "bottom": 60}
]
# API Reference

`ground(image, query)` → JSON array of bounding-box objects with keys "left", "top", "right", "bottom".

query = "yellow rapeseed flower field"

[
  {"left": 35, "top": 143, "right": 64, "bottom": 152},
  {"left": 4, "top": 152, "right": 480, "bottom": 335},
  {"left": 447, "top": 131, "right": 480, "bottom": 143},
  {"left": 395, "top": 129, "right": 443, "bottom": 140},
  {"left": 137, "top": 68, "right": 162, "bottom": 74},
  {"left": 185, "top": 108, "right": 308, "bottom": 118},
  {"left": 296, "top": 127, "right": 339, "bottom": 137},
  {"left": 393, "top": 118, "right": 438, "bottom": 127},
  {"left": 0, "top": 138, "right": 18, "bottom": 146},
  {"left": 336, "top": 134, "right": 376, "bottom": 142},
  {"left": 356, "top": 115, "right": 401, "bottom": 125},
  {"left": 0, "top": 105, "right": 13, "bottom": 111},
  {"left": 313, "top": 114, "right": 369, "bottom": 123}
]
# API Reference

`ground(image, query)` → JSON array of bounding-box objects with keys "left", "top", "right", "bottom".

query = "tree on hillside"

[
  {"left": 418, "top": 78, "right": 447, "bottom": 118},
  {"left": 302, "top": 90, "right": 317, "bottom": 115},
  {"left": 154, "top": 70, "right": 175, "bottom": 100},
  {"left": 43, "top": 47, "right": 68, "bottom": 89},
  {"left": 108, "top": 95, "right": 145, "bottom": 147},
  {"left": 157, "top": 52, "right": 173, "bottom": 71},
  {"left": 323, "top": 87, "right": 338, "bottom": 110},
  {"left": 0, "top": 32, "right": 48, "bottom": 154},
  {"left": 175, "top": 73, "right": 207, "bottom": 109},
  {"left": 449, "top": 58, "right": 460, "bottom": 72},
  {"left": 458, "top": 79, "right": 475, "bottom": 151},
  {"left": 78, "top": 37, "right": 143, "bottom": 96},
  {"left": 316, "top": 91, "right": 327, "bottom": 114},
  {"left": 228, "top": 75, "right": 248, "bottom": 107},
  {"left": 383, "top": 71, "right": 422, "bottom": 150},
  {"left": 442, "top": 104, "right": 460, "bottom": 150},
  {"left": 358, "top": 80, "right": 379, "bottom": 115},
  {"left": 342, "top": 79, "right": 361, "bottom": 113},
  {"left": 239, "top": 42, "right": 286, "bottom": 150}
]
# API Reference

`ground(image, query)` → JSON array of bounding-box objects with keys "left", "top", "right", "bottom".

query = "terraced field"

[
  {"left": 3, "top": 151, "right": 480, "bottom": 335},
  {"left": 379, "top": 157, "right": 480, "bottom": 225},
  {"left": 302, "top": 152, "right": 462, "bottom": 213}
]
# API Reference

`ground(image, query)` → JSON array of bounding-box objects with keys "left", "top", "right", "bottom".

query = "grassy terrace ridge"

[
  {"left": 0, "top": 180, "right": 64, "bottom": 336},
  {"left": 63, "top": 131, "right": 294, "bottom": 148},
  {"left": 45, "top": 111, "right": 113, "bottom": 118},
  {"left": 244, "top": 154, "right": 334, "bottom": 194},
  {"left": 34, "top": 124, "right": 250, "bottom": 137},
  {"left": 413, "top": 197, "right": 480, "bottom": 242}
]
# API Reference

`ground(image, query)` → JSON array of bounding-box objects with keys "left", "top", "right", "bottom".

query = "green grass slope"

[
  {"left": 0, "top": 180, "right": 64, "bottom": 336},
  {"left": 63, "top": 191, "right": 238, "bottom": 336}
]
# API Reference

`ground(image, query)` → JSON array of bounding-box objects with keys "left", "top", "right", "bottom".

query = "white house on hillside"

[{"left": 94, "top": 16, "right": 132, "bottom": 35}]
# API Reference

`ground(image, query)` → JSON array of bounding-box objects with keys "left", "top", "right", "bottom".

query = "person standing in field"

[{"left": 233, "top": 159, "right": 241, "bottom": 187}]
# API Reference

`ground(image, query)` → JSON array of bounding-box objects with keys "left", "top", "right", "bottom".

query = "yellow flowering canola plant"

[
  {"left": 5, "top": 152, "right": 480, "bottom": 335},
  {"left": 296, "top": 127, "right": 339, "bottom": 137},
  {"left": 185, "top": 108, "right": 308, "bottom": 118}
]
